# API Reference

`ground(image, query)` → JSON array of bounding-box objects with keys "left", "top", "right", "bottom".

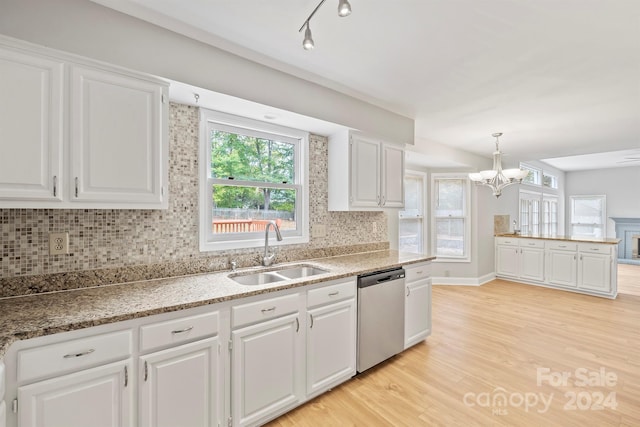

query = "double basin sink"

[{"left": 229, "top": 264, "right": 329, "bottom": 286}]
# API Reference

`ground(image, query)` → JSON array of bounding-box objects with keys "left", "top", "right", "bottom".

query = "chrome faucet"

[{"left": 262, "top": 220, "right": 283, "bottom": 266}]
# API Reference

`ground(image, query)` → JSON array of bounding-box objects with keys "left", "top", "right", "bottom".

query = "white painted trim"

[{"left": 432, "top": 272, "right": 495, "bottom": 286}]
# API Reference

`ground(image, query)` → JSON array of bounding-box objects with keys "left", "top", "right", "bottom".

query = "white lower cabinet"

[
  {"left": 231, "top": 313, "right": 303, "bottom": 427},
  {"left": 139, "top": 338, "right": 220, "bottom": 427},
  {"left": 18, "top": 359, "right": 133, "bottom": 427},
  {"left": 547, "top": 247, "right": 578, "bottom": 288},
  {"left": 496, "top": 237, "right": 617, "bottom": 298},
  {"left": 404, "top": 262, "right": 432, "bottom": 349},
  {"left": 578, "top": 251, "right": 612, "bottom": 293},
  {"left": 306, "top": 280, "right": 356, "bottom": 398},
  {"left": 1, "top": 360, "right": 5, "bottom": 427}
]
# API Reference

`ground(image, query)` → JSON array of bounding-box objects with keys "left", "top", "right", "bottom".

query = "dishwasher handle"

[{"left": 358, "top": 268, "right": 405, "bottom": 288}]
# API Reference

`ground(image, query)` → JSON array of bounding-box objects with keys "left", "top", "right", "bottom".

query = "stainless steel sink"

[
  {"left": 275, "top": 266, "right": 329, "bottom": 279},
  {"left": 229, "top": 264, "right": 329, "bottom": 285},
  {"left": 231, "top": 272, "right": 286, "bottom": 286}
]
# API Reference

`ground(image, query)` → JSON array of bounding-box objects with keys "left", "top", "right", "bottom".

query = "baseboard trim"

[{"left": 432, "top": 272, "right": 496, "bottom": 286}]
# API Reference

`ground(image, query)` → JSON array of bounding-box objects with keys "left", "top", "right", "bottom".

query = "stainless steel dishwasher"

[{"left": 357, "top": 267, "right": 406, "bottom": 372}]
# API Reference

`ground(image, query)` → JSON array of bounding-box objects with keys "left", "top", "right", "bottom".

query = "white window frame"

[
  {"left": 542, "top": 172, "right": 558, "bottom": 189},
  {"left": 520, "top": 163, "right": 542, "bottom": 186},
  {"left": 199, "top": 109, "right": 309, "bottom": 252},
  {"left": 542, "top": 194, "right": 559, "bottom": 235},
  {"left": 431, "top": 173, "right": 471, "bottom": 262},
  {"left": 570, "top": 195, "right": 607, "bottom": 238},
  {"left": 399, "top": 170, "right": 426, "bottom": 254},
  {"left": 519, "top": 190, "right": 541, "bottom": 235}
]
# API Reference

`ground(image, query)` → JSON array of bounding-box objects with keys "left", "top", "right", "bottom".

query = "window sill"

[
  {"left": 434, "top": 257, "right": 471, "bottom": 263},
  {"left": 199, "top": 235, "right": 309, "bottom": 252}
]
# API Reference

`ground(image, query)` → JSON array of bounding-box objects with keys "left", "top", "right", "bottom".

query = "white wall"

[
  {"left": 0, "top": 0, "right": 414, "bottom": 145},
  {"left": 564, "top": 166, "right": 640, "bottom": 237}
]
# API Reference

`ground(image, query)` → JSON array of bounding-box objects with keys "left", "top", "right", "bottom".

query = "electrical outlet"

[
  {"left": 372, "top": 222, "right": 378, "bottom": 233},
  {"left": 312, "top": 224, "right": 326, "bottom": 238},
  {"left": 49, "top": 232, "right": 69, "bottom": 255}
]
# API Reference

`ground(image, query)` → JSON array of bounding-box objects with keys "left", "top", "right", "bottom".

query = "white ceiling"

[
  {"left": 542, "top": 148, "right": 640, "bottom": 171},
  {"left": 93, "top": 0, "right": 640, "bottom": 169}
]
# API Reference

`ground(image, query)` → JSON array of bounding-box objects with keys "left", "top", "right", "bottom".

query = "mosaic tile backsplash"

[{"left": 0, "top": 103, "right": 387, "bottom": 288}]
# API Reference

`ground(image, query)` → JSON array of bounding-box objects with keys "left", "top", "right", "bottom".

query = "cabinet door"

[
  {"left": 139, "top": 338, "right": 220, "bottom": 427},
  {"left": 520, "top": 247, "right": 545, "bottom": 281},
  {"left": 381, "top": 144, "right": 404, "bottom": 207},
  {"left": 350, "top": 136, "right": 380, "bottom": 208},
  {"left": 496, "top": 245, "right": 519, "bottom": 277},
  {"left": 306, "top": 299, "right": 356, "bottom": 397},
  {"left": 578, "top": 253, "right": 612, "bottom": 293},
  {"left": 70, "top": 65, "right": 167, "bottom": 205},
  {"left": 231, "top": 313, "right": 303, "bottom": 427},
  {"left": 0, "top": 47, "right": 63, "bottom": 202},
  {"left": 547, "top": 250, "right": 577, "bottom": 288},
  {"left": 18, "top": 359, "right": 132, "bottom": 427},
  {"left": 405, "top": 279, "right": 432, "bottom": 349}
]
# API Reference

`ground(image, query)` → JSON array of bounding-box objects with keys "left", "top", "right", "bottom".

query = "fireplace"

[{"left": 611, "top": 218, "right": 640, "bottom": 265}]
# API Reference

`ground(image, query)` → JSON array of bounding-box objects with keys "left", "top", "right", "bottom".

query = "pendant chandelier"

[{"left": 468, "top": 133, "right": 529, "bottom": 198}]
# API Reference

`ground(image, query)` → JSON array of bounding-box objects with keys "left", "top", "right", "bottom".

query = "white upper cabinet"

[
  {"left": 0, "top": 37, "right": 168, "bottom": 209},
  {"left": 70, "top": 65, "right": 166, "bottom": 205},
  {"left": 0, "top": 46, "right": 64, "bottom": 202},
  {"left": 328, "top": 130, "right": 404, "bottom": 211}
]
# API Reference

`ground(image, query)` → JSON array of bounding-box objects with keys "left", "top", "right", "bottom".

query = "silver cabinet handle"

[
  {"left": 144, "top": 361, "right": 148, "bottom": 381},
  {"left": 75, "top": 177, "right": 79, "bottom": 197},
  {"left": 261, "top": 306, "right": 276, "bottom": 313},
  {"left": 382, "top": 195, "right": 386, "bottom": 206},
  {"left": 63, "top": 348, "right": 95, "bottom": 358},
  {"left": 559, "top": 245, "right": 566, "bottom": 248},
  {"left": 415, "top": 270, "right": 423, "bottom": 274},
  {"left": 574, "top": 254, "right": 577, "bottom": 260},
  {"left": 407, "top": 287, "right": 411, "bottom": 297},
  {"left": 328, "top": 291, "right": 339, "bottom": 297},
  {"left": 295, "top": 317, "right": 300, "bottom": 332},
  {"left": 171, "top": 326, "right": 193, "bottom": 334},
  {"left": 124, "top": 365, "right": 128, "bottom": 387},
  {"left": 376, "top": 195, "right": 381, "bottom": 206},
  {"left": 591, "top": 248, "right": 599, "bottom": 251},
  {"left": 528, "top": 243, "right": 535, "bottom": 246},
  {"left": 309, "top": 314, "right": 314, "bottom": 329},
  {"left": 53, "top": 175, "right": 57, "bottom": 197}
]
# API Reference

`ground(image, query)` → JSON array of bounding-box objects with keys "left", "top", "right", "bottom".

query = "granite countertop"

[
  {"left": 494, "top": 233, "right": 621, "bottom": 245},
  {"left": 0, "top": 250, "right": 435, "bottom": 359}
]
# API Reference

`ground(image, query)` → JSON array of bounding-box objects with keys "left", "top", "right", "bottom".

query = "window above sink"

[{"left": 199, "top": 109, "right": 310, "bottom": 251}]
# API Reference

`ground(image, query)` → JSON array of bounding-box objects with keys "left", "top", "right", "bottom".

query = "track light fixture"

[
  {"left": 302, "top": 22, "right": 314, "bottom": 50},
  {"left": 298, "top": 0, "right": 352, "bottom": 50}
]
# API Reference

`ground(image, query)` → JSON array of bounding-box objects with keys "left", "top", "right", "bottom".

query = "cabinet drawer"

[
  {"left": 578, "top": 243, "right": 612, "bottom": 255},
  {"left": 17, "top": 330, "right": 132, "bottom": 383},
  {"left": 232, "top": 293, "right": 300, "bottom": 328},
  {"left": 547, "top": 241, "right": 577, "bottom": 251},
  {"left": 405, "top": 263, "right": 431, "bottom": 282},
  {"left": 307, "top": 279, "right": 356, "bottom": 308},
  {"left": 140, "top": 311, "right": 219, "bottom": 352},
  {"left": 496, "top": 237, "right": 519, "bottom": 246},
  {"left": 520, "top": 239, "right": 545, "bottom": 249}
]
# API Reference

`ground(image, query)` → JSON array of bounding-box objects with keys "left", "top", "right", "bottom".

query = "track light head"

[
  {"left": 302, "top": 23, "right": 315, "bottom": 50},
  {"left": 338, "top": 0, "right": 352, "bottom": 17}
]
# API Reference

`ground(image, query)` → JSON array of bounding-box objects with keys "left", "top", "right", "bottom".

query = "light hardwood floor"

[
  {"left": 618, "top": 263, "right": 640, "bottom": 296},
  {"left": 267, "top": 279, "right": 640, "bottom": 426}
]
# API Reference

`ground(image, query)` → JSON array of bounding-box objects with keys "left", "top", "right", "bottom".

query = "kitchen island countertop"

[
  {"left": 0, "top": 250, "right": 435, "bottom": 358},
  {"left": 495, "top": 233, "right": 621, "bottom": 244}
]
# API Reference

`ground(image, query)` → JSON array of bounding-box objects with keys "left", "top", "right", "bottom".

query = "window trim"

[
  {"left": 431, "top": 173, "right": 471, "bottom": 263},
  {"left": 399, "top": 170, "right": 427, "bottom": 254},
  {"left": 520, "top": 163, "right": 542, "bottom": 186},
  {"left": 199, "top": 109, "right": 309, "bottom": 252},
  {"left": 570, "top": 194, "right": 607, "bottom": 238}
]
